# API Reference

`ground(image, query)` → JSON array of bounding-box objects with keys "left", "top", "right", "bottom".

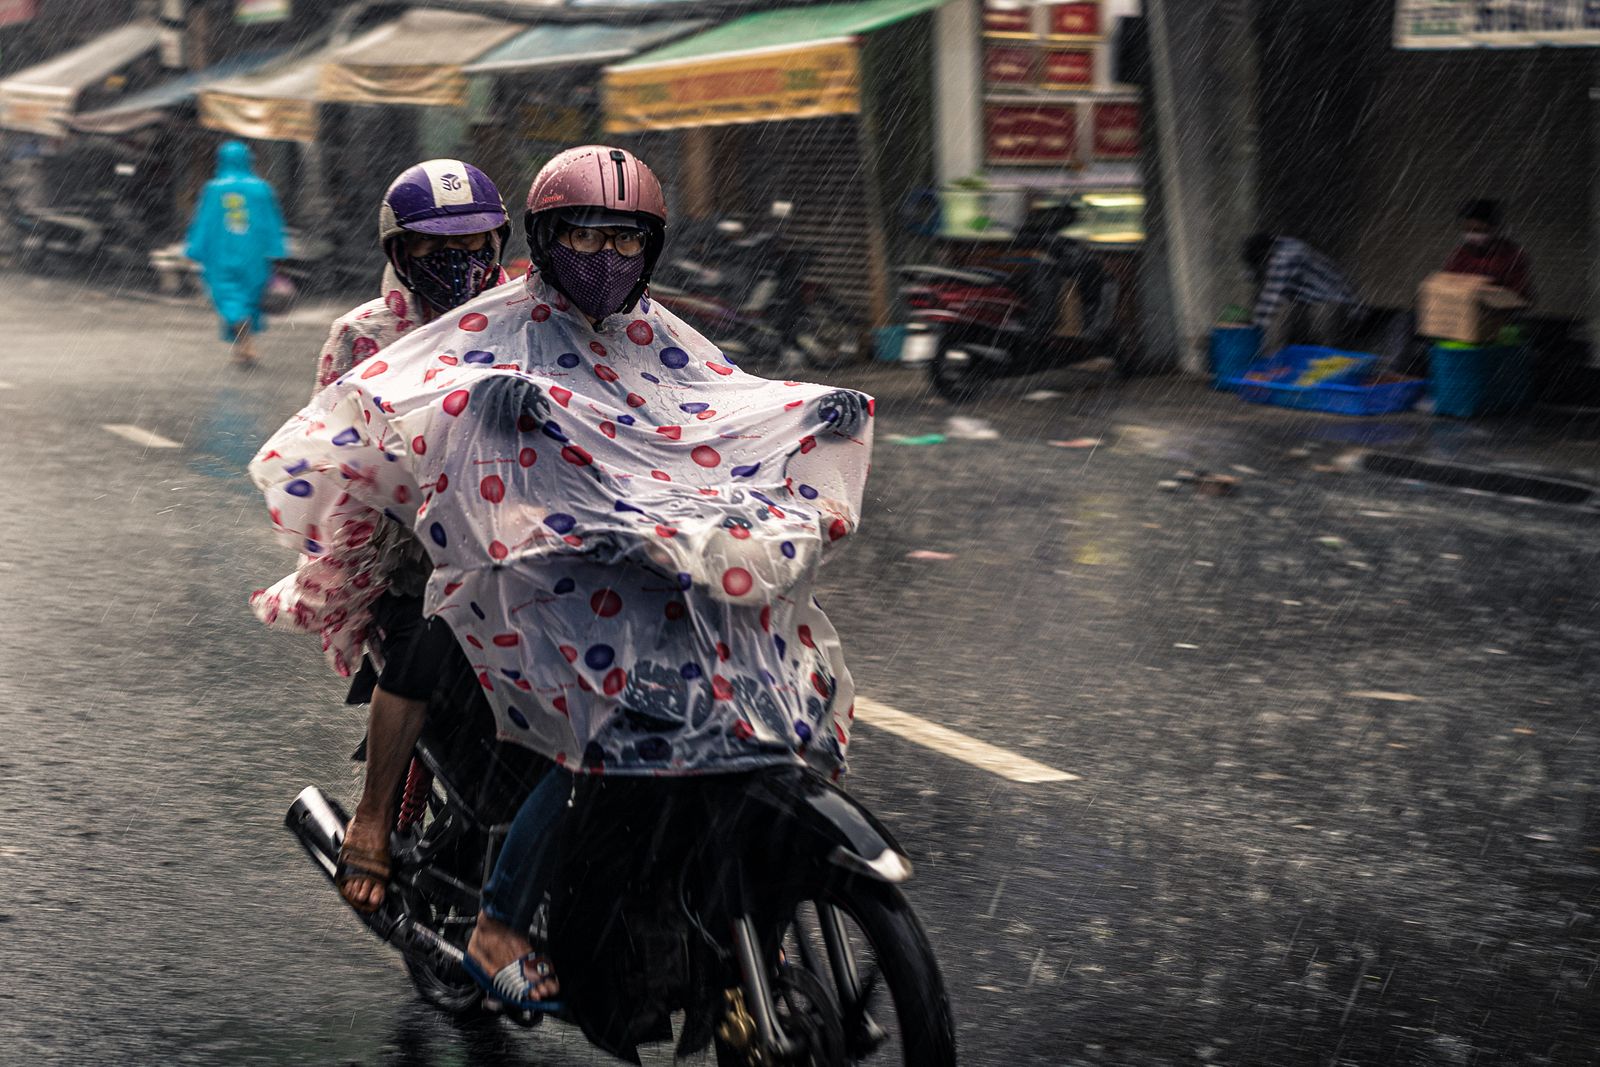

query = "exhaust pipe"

[
  {"left": 285, "top": 785, "right": 347, "bottom": 882},
  {"left": 283, "top": 786, "right": 464, "bottom": 966}
]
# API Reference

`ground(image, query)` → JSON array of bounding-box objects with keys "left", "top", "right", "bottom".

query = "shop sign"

[
  {"left": 983, "top": 3, "right": 1035, "bottom": 38},
  {"left": 1040, "top": 48, "right": 1095, "bottom": 88},
  {"left": 1092, "top": 101, "right": 1139, "bottom": 159},
  {"left": 1048, "top": 2, "right": 1102, "bottom": 39},
  {"left": 984, "top": 45, "right": 1036, "bottom": 86},
  {"left": 0, "top": 0, "right": 37, "bottom": 29},
  {"left": 518, "top": 102, "right": 591, "bottom": 143},
  {"left": 985, "top": 103, "right": 1078, "bottom": 165},
  {"left": 605, "top": 41, "right": 859, "bottom": 133},
  {"left": 236, "top": 0, "right": 291, "bottom": 25},
  {"left": 1395, "top": 0, "right": 1600, "bottom": 47}
]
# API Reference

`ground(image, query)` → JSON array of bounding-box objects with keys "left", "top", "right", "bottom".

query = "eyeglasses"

[{"left": 562, "top": 226, "right": 648, "bottom": 257}]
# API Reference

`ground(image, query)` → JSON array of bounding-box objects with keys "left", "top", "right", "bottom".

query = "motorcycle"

[
  {"left": 650, "top": 203, "right": 868, "bottom": 373},
  {"left": 897, "top": 238, "right": 1133, "bottom": 403},
  {"left": 285, "top": 642, "right": 957, "bottom": 1066}
]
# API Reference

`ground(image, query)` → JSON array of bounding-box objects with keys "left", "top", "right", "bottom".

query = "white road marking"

[
  {"left": 853, "top": 697, "right": 1079, "bottom": 784},
  {"left": 103, "top": 423, "right": 182, "bottom": 449},
  {"left": 0, "top": 380, "right": 14, "bottom": 389},
  {"left": 1346, "top": 690, "right": 1424, "bottom": 703}
]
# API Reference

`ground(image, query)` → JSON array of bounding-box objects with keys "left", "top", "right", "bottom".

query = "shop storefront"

[
  {"left": 462, "top": 17, "right": 707, "bottom": 266},
  {"left": 603, "top": 0, "right": 949, "bottom": 325},
  {"left": 942, "top": 0, "right": 1145, "bottom": 244}
]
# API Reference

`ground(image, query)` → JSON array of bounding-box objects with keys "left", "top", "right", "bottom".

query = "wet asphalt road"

[{"left": 1, "top": 273, "right": 1597, "bottom": 1066}]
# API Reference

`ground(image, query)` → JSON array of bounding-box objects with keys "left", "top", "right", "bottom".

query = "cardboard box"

[{"left": 1418, "top": 272, "right": 1527, "bottom": 344}]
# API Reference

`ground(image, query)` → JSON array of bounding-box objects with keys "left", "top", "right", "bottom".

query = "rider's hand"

[
  {"left": 817, "top": 390, "right": 870, "bottom": 437},
  {"left": 471, "top": 374, "right": 551, "bottom": 440}
]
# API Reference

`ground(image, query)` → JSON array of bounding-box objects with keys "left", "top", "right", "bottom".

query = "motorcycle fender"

[{"left": 752, "top": 770, "right": 914, "bottom": 884}]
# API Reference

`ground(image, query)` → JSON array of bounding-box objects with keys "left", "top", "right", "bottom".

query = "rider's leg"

[
  {"left": 339, "top": 685, "right": 427, "bottom": 911},
  {"left": 467, "top": 767, "right": 571, "bottom": 998},
  {"left": 338, "top": 598, "right": 439, "bottom": 912}
]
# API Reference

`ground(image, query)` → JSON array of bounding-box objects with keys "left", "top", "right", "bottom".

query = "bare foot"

[
  {"left": 467, "top": 912, "right": 559, "bottom": 1000},
  {"left": 336, "top": 809, "right": 390, "bottom": 913}
]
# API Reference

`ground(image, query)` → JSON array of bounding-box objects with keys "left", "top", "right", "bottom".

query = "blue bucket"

[{"left": 1210, "top": 326, "right": 1262, "bottom": 391}]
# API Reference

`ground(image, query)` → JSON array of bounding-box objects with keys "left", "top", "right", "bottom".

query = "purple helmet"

[{"left": 379, "top": 159, "right": 510, "bottom": 248}]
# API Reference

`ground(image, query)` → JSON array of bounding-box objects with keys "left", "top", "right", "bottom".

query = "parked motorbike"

[
  {"left": 285, "top": 646, "right": 957, "bottom": 1066},
  {"left": 898, "top": 236, "right": 1133, "bottom": 403},
  {"left": 7, "top": 161, "right": 154, "bottom": 275},
  {"left": 650, "top": 202, "right": 868, "bottom": 373}
]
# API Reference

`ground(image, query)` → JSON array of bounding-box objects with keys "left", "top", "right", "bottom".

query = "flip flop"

[
  {"left": 335, "top": 838, "right": 390, "bottom": 914},
  {"left": 461, "top": 950, "right": 565, "bottom": 1015}
]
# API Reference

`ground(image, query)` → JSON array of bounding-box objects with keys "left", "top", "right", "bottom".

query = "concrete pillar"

[
  {"left": 1145, "top": 0, "right": 1262, "bottom": 374},
  {"left": 933, "top": 0, "right": 982, "bottom": 185}
]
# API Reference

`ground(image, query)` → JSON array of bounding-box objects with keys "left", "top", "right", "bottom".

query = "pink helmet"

[{"left": 524, "top": 145, "right": 668, "bottom": 282}]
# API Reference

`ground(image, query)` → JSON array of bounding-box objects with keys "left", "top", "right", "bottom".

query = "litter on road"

[
  {"left": 906, "top": 550, "right": 957, "bottom": 561},
  {"left": 888, "top": 433, "right": 946, "bottom": 446},
  {"left": 1050, "top": 437, "right": 1103, "bottom": 449},
  {"left": 944, "top": 415, "right": 1000, "bottom": 441}
]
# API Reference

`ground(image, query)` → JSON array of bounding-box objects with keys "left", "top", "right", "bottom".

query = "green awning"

[
  {"left": 613, "top": 0, "right": 947, "bottom": 71},
  {"left": 463, "top": 19, "right": 708, "bottom": 75}
]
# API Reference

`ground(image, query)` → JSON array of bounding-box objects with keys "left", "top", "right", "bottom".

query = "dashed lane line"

[
  {"left": 854, "top": 697, "right": 1079, "bottom": 784},
  {"left": 103, "top": 423, "right": 182, "bottom": 449}
]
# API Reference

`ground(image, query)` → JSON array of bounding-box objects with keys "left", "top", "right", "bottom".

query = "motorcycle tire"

[
  {"left": 716, "top": 875, "right": 957, "bottom": 1067},
  {"left": 927, "top": 333, "right": 989, "bottom": 405},
  {"left": 793, "top": 292, "right": 869, "bottom": 372}
]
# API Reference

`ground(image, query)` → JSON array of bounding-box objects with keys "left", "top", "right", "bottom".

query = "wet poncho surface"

[{"left": 251, "top": 273, "right": 873, "bottom": 776}]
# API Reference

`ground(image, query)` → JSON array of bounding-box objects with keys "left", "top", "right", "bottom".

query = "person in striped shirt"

[{"left": 1243, "top": 233, "right": 1360, "bottom": 355}]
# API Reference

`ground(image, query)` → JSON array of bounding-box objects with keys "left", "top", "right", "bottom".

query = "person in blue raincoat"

[{"left": 186, "top": 140, "right": 286, "bottom": 365}]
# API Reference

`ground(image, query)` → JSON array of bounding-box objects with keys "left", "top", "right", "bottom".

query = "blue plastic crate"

[
  {"left": 1230, "top": 374, "right": 1427, "bottom": 415},
  {"left": 1231, "top": 346, "right": 1423, "bottom": 415}
]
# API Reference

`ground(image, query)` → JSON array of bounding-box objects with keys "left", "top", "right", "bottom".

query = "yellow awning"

[
  {"left": 198, "top": 47, "right": 327, "bottom": 143},
  {"left": 604, "top": 0, "right": 944, "bottom": 133}
]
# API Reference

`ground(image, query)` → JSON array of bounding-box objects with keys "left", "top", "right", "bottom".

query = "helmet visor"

[{"left": 402, "top": 209, "right": 509, "bottom": 236}]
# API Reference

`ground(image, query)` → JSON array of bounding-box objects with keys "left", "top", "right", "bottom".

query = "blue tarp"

[
  {"left": 68, "top": 49, "right": 287, "bottom": 134},
  {"left": 462, "top": 19, "right": 707, "bottom": 74}
]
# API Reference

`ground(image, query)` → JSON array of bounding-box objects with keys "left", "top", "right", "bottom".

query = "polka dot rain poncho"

[{"left": 250, "top": 273, "right": 873, "bottom": 777}]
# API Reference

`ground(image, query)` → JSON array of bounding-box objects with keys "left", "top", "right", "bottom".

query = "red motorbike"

[{"left": 898, "top": 246, "right": 1134, "bottom": 402}]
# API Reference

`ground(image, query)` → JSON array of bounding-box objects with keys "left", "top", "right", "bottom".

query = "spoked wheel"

[
  {"left": 794, "top": 292, "right": 868, "bottom": 371},
  {"left": 717, "top": 876, "right": 956, "bottom": 1067},
  {"left": 396, "top": 787, "right": 490, "bottom": 1019},
  {"left": 927, "top": 332, "right": 993, "bottom": 404}
]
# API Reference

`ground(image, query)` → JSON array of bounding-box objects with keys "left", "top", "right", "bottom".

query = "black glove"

[
  {"left": 817, "top": 390, "right": 870, "bottom": 437},
  {"left": 471, "top": 374, "right": 552, "bottom": 440}
]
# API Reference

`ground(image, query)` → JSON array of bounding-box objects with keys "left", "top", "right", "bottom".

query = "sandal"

[
  {"left": 461, "top": 950, "right": 564, "bottom": 1015},
  {"left": 334, "top": 837, "right": 390, "bottom": 914}
]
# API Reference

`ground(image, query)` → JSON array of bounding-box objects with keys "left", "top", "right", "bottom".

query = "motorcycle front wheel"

[
  {"left": 716, "top": 874, "right": 957, "bottom": 1067},
  {"left": 927, "top": 332, "right": 995, "bottom": 404}
]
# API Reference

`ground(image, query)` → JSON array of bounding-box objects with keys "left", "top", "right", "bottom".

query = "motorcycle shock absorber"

[{"left": 396, "top": 757, "right": 433, "bottom": 831}]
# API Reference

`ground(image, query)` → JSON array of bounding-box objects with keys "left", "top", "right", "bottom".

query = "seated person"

[
  {"left": 1009, "top": 202, "right": 1117, "bottom": 344},
  {"left": 1444, "top": 198, "right": 1534, "bottom": 303},
  {"left": 1243, "top": 232, "right": 1360, "bottom": 355}
]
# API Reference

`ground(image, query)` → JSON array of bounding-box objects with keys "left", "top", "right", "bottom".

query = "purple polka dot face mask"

[{"left": 548, "top": 244, "right": 644, "bottom": 321}]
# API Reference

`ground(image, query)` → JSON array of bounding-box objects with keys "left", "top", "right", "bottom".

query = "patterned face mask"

[
  {"left": 405, "top": 245, "right": 499, "bottom": 315},
  {"left": 549, "top": 244, "right": 645, "bottom": 321}
]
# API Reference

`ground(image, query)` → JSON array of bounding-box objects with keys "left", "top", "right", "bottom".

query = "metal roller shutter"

[{"left": 733, "top": 116, "right": 879, "bottom": 326}]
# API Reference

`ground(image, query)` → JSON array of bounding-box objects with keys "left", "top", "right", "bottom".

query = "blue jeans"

[{"left": 481, "top": 767, "right": 570, "bottom": 934}]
